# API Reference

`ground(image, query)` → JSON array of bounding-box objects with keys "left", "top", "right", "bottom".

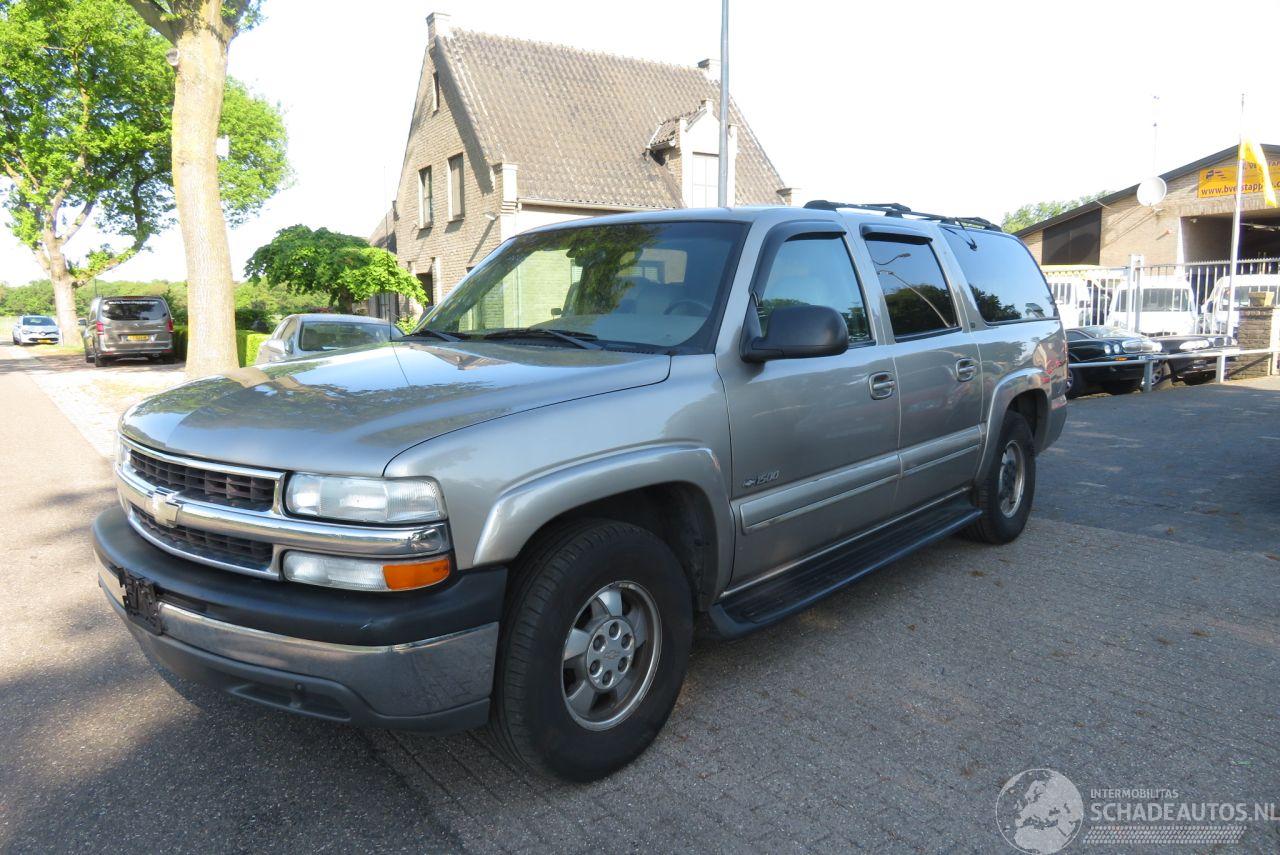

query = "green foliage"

[
  {"left": 169, "top": 324, "right": 266, "bottom": 366},
  {"left": 245, "top": 225, "right": 426, "bottom": 313},
  {"left": 0, "top": 0, "right": 173, "bottom": 273},
  {"left": 1001, "top": 190, "right": 1109, "bottom": 234},
  {"left": 0, "top": 0, "right": 289, "bottom": 287},
  {"left": 395, "top": 314, "right": 418, "bottom": 335},
  {"left": 0, "top": 277, "right": 324, "bottom": 329},
  {"left": 219, "top": 79, "right": 291, "bottom": 225}
]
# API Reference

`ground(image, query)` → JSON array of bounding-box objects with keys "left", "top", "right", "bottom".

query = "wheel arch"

[
  {"left": 979, "top": 369, "right": 1051, "bottom": 476},
  {"left": 472, "top": 445, "right": 734, "bottom": 611}
]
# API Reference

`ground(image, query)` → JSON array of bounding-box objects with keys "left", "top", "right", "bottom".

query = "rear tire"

[
  {"left": 1182, "top": 372, "right": 1213, "bottom": 386},
  {"left": 963, "top": 410, "right": 1036, "bottom": 545},
  {"left": 93, "top": 350, "right": 110, "bottom": 368},
  {"left": 490, "top": 519, "right": 692, "bottom": 781},
  {"left": 1066, "top": 366, "right": 1085, "bottom": 399}
]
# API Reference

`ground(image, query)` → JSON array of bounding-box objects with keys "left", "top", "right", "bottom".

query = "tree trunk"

[
  {"left": 172, "top": 17, "right": 237, "bottom": 377},
  {"left": 44, "top": 229, "right": 79, "bottom": 342}
]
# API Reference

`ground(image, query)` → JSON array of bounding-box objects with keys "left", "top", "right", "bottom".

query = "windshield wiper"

[
  {"left": 403, "top": 327, "right": 465, "bottom": 342},
  {"left": 482, "top": 327, "right": 601, "bottom": 350}
]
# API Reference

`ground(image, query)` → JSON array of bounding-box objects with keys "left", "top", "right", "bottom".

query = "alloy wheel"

[{"left": 561, "top": 581, "right": 661, "bottom": 731}]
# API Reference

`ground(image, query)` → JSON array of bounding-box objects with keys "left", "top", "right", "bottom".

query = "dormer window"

[{"left": 692, "top": 153, "right": 719, "bottom": 207}]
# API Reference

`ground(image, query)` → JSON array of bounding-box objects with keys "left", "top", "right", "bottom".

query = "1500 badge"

[{"left": 743, "top": 470, "right": 780, "bottom": 489}]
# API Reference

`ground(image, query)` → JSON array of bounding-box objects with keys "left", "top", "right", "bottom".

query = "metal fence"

[{"left": 1043, "top": 257, "right": 1280, "bottom": 338}]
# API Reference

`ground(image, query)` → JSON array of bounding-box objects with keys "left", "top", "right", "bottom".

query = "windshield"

[
  {"left": 299, "top": 321, "right": 392, "bottom": 351},
  {"left": 421, "top": 221, "right": 747, "bottom": 351},
  {"left": 21, "top": 316, "right": 55, "bottom": 326},
  {"left": 103, "top": 300, "right": 166, "bottom": 321}
]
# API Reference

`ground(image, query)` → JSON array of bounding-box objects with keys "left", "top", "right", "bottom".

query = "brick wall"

[
  {"left": 393, "top": 39, "right": 504, "bottom": 302},
  {"left": 1233, "top": 305, "right": 1279, "bottom": 378}
]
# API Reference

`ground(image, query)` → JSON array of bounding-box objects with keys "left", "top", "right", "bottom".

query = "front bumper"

[
  {"left": 93, "top": 506, "right": 505, "bottom": 731},
  {"left": 18, "top": 332, "right": 60, "bottom": 343}
]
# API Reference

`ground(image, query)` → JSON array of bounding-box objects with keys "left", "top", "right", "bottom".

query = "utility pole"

[{"left": 717, "top": 0, "right": 730, "bottom": 207}]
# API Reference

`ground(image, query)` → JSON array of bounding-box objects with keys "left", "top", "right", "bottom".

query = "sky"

[{"left": 4, "top": 0, "right": 1280, "bottom": 285}]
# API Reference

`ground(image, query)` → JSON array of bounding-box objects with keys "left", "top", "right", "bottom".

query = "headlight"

[
  {"left": 283, "top": 551, "right": 451, "bottom": 591},
  {"left": 1178, "top": 339, "right": 1209, "bottom": 351},
  {"left": 1105, "top": 343, "right": 1117, "bottom": 354},
  {"left": 285, "top": 474, "right": 445, "bottom": 524}
]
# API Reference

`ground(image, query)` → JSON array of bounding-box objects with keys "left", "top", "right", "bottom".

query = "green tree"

[
  {"left": 123, "top": 0, "right": 266, "bottom": 377},
  {"left": 1001, "top": 190, "right": 1108, "bottom": 234},
  {"left": 0, "top": 0, "right": 288, "bottom": 349},
  {"left": 245, "top": 225, "right": 427, "bottom": 314}
]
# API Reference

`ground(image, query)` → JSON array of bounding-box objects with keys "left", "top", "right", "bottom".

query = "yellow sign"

[{"left": 1198, "top": 160, "right": 1280, "bottom": 199}]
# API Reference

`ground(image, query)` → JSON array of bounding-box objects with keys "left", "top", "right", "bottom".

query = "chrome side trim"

[
  {"left": 719, "top": 488, "right": 970, "bottom": 600},
  {"left": 738, "top": 451, "right": 900, "bottom": 534},
  {"left": 899, "top": 426, "right": 983, "bottom": 473}
]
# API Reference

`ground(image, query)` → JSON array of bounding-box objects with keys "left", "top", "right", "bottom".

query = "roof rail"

[{"left": 803, "top": 200, "right": 1003, "bottom": 232}]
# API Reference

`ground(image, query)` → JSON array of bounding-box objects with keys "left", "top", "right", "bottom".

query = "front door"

[
  {"left": 856, "top": 227, "right": 983, "bottom": 513},
  {"left": 719, "top": 223, "right": 900, "bottom": 587}
]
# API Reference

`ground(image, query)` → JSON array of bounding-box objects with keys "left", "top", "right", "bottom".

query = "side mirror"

[
  {"left": 77, "top": 318, "right": 87, "bottom": 327},
  {"left": 742, "top": 304, "right": 849, "bottom": 363},
  {"left": 264, "top": 338, "right": 288, "bottom": 358}
]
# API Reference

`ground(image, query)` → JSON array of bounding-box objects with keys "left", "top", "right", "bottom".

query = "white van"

[
  {"left": 1105, "top": 276, "right": 1196, "bottom": 336},
  {"left": 1201, "top": 273, "right": 1280, "bottom": 335}
]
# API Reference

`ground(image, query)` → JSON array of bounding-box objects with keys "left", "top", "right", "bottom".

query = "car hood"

[{"left": 121, "top": 342, "right": 671, "bottom": 475}]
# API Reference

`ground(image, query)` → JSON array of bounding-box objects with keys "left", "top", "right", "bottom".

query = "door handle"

[
  {"left": 869, "top": 372, "right": 896, "bottom": 399},
  {"left": 955, "top": 358, "right": 978, "bottom": 382}
]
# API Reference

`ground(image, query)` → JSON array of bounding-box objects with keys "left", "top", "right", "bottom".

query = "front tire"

[
  {"left": 963, "top": 411, "right": 1036, "bottom": 544},
  {"left": 490, "top": 520, "right": 693, "bottom": 781}
]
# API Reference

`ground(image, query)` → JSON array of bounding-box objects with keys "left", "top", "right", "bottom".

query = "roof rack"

[{"left": 803, "top": 200, "right": 1002, "bottom": 232}]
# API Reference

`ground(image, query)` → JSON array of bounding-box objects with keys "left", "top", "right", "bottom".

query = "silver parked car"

[
  {"left": 11, "top": 315, "right": 61, "bottom": 345},
  {"left": 94, "top": 204, "right": 1067, "bottom": 781},
  {"left": 255, "top": 313, "right": 399, "bottom": 364},
  {"left": 83, "top": 296, "right": 175, "bottom": 367}
]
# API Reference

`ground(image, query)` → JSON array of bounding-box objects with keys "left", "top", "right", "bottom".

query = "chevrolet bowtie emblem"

[{"left": 150, "top": 490, "right": 182, "bottom": 527}]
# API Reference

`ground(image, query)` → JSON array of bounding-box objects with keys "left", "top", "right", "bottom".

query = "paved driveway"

[{"left": 1, "top": 345, "right": 1276, "bottom": 853}]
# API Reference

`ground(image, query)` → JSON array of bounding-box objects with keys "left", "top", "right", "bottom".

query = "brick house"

[
  {"left": 1016, "top": 143, "right": 1280, "bottom": 267},
  {"left": 367, "top": 12, "right": 791, "bottom": 319}
]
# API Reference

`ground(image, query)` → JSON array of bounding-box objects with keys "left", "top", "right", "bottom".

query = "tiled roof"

[{"left": 437, "top": 29, "right": 785, "bottom": 208}]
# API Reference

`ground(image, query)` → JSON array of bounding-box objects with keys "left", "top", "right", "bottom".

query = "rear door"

[
  {"left": 853, "top": 224, "right": 983, "bottom": 513},
  {"left": 719, "top": 221, "right": 900, "bottom": 586}
]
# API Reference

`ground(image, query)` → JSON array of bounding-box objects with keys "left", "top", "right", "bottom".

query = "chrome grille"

[
  {"left": 132, "top": 508, "right": 274, "bottom": 573},
  {"left": 129, "top": 448, "right": 276, "bottom": 509}
]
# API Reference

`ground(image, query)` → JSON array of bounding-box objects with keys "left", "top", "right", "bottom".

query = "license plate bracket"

[{"left": 121, "top": 571, "right": 163, "bottom": 635}]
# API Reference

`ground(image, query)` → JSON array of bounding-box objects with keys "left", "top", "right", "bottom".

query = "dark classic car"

[
  {"left": 1065, "top": 325, "right": 1162, "bottom": 397},
  {"left": 1152, "top": 333, "right": 1235, "bottom": 385}
]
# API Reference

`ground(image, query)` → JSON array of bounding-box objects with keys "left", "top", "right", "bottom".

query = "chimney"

[
  {"left": 697, "top": 58, "right": 720, "bottom": 82},
  {"left": 427, "top": 11, "right": 452, "bottom": 41}
]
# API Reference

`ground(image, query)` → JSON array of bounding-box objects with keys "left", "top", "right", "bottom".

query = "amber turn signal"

[{"left": 382, "top": 555, "right": 452, "bottom": 590}]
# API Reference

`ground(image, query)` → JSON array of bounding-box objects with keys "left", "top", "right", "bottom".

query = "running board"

[{"left": 709, "top": 497, "right": 981, "bottom": 638}]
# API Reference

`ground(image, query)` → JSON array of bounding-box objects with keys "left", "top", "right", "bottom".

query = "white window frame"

[
  {"left": 448, "top": 154, "right": 465, "bottom": 220},
  {"left": 417, "top": 166, "right": 432, "bottom": 228},
  {"left": 692, "top": 153, "right": 719, "bottom": 208}
]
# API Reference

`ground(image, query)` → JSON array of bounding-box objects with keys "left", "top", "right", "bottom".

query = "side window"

[
  {"left": 757, "top": 235, "right": 872, "bottom": 343},
  {"left": 866, "top": 235, "right": 959, "bottom": 338},
  {"left": 941, "top": 228, "right": 1056, "bottom": 323}
]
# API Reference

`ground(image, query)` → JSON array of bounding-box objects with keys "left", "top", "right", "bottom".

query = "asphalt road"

[{"left": 1, "top": 344, "right": 1277, "bottom": 853}]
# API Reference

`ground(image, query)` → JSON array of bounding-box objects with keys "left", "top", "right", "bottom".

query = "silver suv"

[{"left": 93, "top": 204, "right": 1067, "bottom": 780}]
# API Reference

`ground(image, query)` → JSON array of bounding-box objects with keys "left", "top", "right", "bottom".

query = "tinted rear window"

[
  {"left": 103, "top": 300, "right": 167, "bottom": 321},
  {"left": 866, "top": 235, "right": 959, "bottom": 338},
  {"left": 942, "top": 228, "right": 1056, "bottom": 323}
]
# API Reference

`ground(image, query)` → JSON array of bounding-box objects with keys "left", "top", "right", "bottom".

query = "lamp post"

[{"left": 717, "top": 0, "right": 729, "bottom": 208}]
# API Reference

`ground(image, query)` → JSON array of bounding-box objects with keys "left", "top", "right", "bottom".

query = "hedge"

[{"left": 171, "top": 326, "right": 270, "bottom": 367}]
